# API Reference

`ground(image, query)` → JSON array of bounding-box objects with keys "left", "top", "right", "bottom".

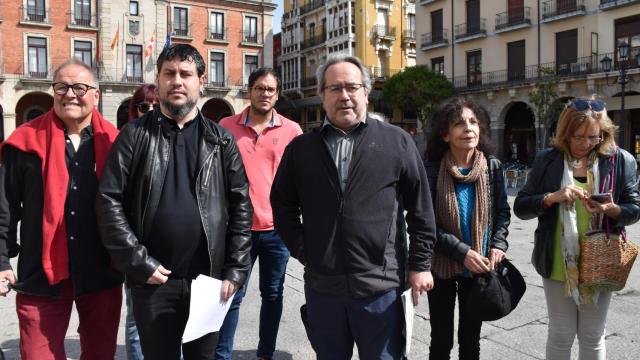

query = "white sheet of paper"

[
  {"left": 182, "top": 274, "right": 233, "bottom": 343},
  {"left": 400, "top": 289, "right": 415, "bottom": 356}
]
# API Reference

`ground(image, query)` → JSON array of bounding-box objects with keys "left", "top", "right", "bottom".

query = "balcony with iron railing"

[
  {"left": 301, "top": 34, "right": 327, "bottom": 50},
  {"left": 20, "top": 6, "right": 51, "bottom": 26},
  {"left": 329, "top": 24, "right": 355, "bottom": 39},
  {"left": 241, "top": 32, "right": 262, "bottom": 45},
  {"left": 299, "top": 0, "right": 325, "bottom": 15},
  {"left": 125, "top": 74, "right": 144, "bottom": 83},
  {"left": 541, "top": 0, "right": 586, "bottom": 22},
  {"left": 372, "top": 25, "right": 397, "bottom": 40},
  {"left": 495, "top": 7, "right": 531, "bottom": 32},
  {"left": 205, "top": 77, "right": 229, "bottom": 89},
  {"left": 18, "top": 65, "right": 53, "bottom": 82},
  {"left": 600, "top": 0, "right": 640, "bottom": 10},
  {"left": 205, "top": 27, "right": 228, "bottom": 43},
  {"left": 282, "top": 43, "right": 299, "bottom": 54},
  {"left": 302, "top": 76, "right": 317, "bottom": 88},
  {"left": 454, "top": 19, "right": 487, "bottom": 42},
  {"left": 66, "top": 11, "right": 98, "bottom": 29},
  {"left": 369, "top": 67, "right": 401, "bottom": 81},
  {"left": 452, "top": 51, "right": 640, "bottom": 92},
  {"left": 420, "top": 0, "right": 442, "bottom": 4},
  {"left": 403, "top": 29, "right": 416, "bottom": 43},
  {"left": 420, "top": 29, "right": 449, "bottom": 50},
  {"left": 170, "top": 23, "right": 193, "bottom": 39}
]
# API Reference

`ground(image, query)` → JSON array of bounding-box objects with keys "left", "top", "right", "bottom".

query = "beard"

[
  {"left": 250, "top": 102, "right": 274, "bottom": 116},
  {"left": 161, "top": 96, "right": 198, "bottom": 119}
]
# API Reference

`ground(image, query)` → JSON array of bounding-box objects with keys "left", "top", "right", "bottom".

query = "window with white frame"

[
  {"left": 173, "top": 7, "right": 189, "bottom": 36},
  {"left": 126, "top": 44, "right": 143, "bottom": 82},
  {"left": 74, "top": 40, "right": 92, "bottom": 67},
  {"left": 210, "top": 12, "right": 224, "bottom": 40},
  {"left": 26, "top": 0, "right": 46, "bottom": 22},
  {"left": 244, "top": 16, "right": 258, "bottom": 43},
  {"left": 27, "top": 36, "right": 48, "bottom": 78},
  {"left": 244, "top": 54, "right": 258, "bottom": 85},
  {"left": 74, "top": 0, "right": 91, "bottom": 26},
  {"left": 210, "top": 52, "right": 225, "bottom": 86}
]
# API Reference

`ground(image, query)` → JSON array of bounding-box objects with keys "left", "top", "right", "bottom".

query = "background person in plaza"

[{"left": 216, "top": 68, "right": 302, "bottom": 360}]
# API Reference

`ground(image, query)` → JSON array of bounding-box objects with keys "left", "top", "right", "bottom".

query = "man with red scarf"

[{"left": 0, "top": 59, "right": 123, "bottom": 360}]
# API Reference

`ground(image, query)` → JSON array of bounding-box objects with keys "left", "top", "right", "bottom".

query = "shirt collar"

[
  {"left": 64, "top": 123, "right": 94, "bottom": 139},
  {"left": 159, "top": 110, "right": 200, "bottom": 135},
  {"left": 321, "top": 116, "right": 367, "bottom": 135},
  {"left": 240, "top": 107, "right": 280, "bottom": 128}
]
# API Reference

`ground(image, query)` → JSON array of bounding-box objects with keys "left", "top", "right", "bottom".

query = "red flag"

[{"left": 144, "top": 31, "right": 156, "bottom": 58}]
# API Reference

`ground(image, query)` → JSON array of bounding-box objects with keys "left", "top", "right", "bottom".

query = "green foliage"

[
  {"left": 528, "top": 67, "right": 562, "bottom": 126},
  {"left": 382, "top": 65, "right": 455, "bottom": 128}
]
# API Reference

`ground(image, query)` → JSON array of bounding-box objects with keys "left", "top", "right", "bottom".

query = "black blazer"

[
  {"left": 513, "top": 147, "right": 640, "bottom": 278},
  {"left": 424, "top": 155, "right": 511, "bottom": 268}
]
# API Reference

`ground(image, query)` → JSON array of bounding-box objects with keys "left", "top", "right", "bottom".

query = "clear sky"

[{"left": 273, "top": 0, "right": 283, "bottom": 34}]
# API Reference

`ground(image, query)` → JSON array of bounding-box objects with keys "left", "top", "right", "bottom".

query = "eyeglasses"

[
  {"left": 572, "top": 135, "right": 602, "bottom": 145},
  {"left": 52, "top": 82, "right": 96, "bottom": 97},
  {"left": 567, "top": 99, "right": 606, "bottom": 112},
  {"left": 252, "top": 85, "right": 278, "bottom": 96},
  {"left": 324, "top": 83, "right": 364, "bottom": 95},
  {"left": 137, "top": 102, "right": 155, "bottom": 113}
]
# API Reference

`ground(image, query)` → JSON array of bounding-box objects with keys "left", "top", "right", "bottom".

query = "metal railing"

[
  {"left": 329, "top": 25, "right": 355, "bottom": 39},
  {"left": 67, "top": 11, "right": 97, "bottom": 27},
  {"left": 542, "top": 0, "right": 585, "bottom": 19},
  {"left": 599, "top": 0, "right": 640, "bottom": 8},
  {"left": 373, "top": 25, "right": 397, "bottom": 39},
  {"left": 20, "top": 5, "right": 50, "bottom": 24},
  {"left": 302, "top": 77, "right": 317, "bottom": 87},
  {"left": 452, "top": 51, "right": 640, "bottom": 91},
  {"left": 125, "top": 75, "right": 144, "bottom": 83},
  {"left": 242, "top": 32, "right": 261, "bottom": 44},
  {"left": 170, "top": 23, "right": 193, "bottom": 37},
  {"left": 369, "top": 67, "right": 401, "bottom": 80},
  {"left": 495, "top": 7, "right": 531, "bottom": 30},
  {"left": 206, "top": 78, "right": 228, "bottom": 88},
  {"left": 299, "top": 0, "right": 324, "bottom": 15},
  {"left": 18, "top": 65, "right": 52, "bottom": 80},
  {"left": 206, "top": 27, "right": 227, "bottom": 41},
  {"left": 301, "top": 34, "right": 326, "bottom": 49},
  {"left": 403, "top": 29, "right": 417, "bottom": 42},
  {"left": 420, "top": 29, "right": 449, "bottom": 48},
  {"left": 454, "top": 19, "right": 487, "bottom": 39}
]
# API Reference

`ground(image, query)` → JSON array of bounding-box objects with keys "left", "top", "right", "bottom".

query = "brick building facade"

[{"left": 0, "top": 0, "right": 277, "bottom": 139}]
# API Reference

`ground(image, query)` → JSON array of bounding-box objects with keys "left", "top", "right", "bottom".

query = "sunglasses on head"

[
  {"left": 567, "top": 99, "right": 606, "bottom": 112},
  {"left": 137, "top": 102, "right": 155, "bottom": 113}
]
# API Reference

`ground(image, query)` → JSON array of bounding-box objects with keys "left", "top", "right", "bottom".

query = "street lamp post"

[{"left": 601, "top": 41, "right": 630, "bottom": 148}]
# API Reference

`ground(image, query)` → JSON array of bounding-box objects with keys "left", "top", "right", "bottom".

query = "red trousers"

[{"left": 15, "top": 280, "right": 122, "bottom": 360}]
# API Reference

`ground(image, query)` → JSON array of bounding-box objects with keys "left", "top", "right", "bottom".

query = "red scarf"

[{"left": 0, "top": 109, "right": 118, "bottom": 285}]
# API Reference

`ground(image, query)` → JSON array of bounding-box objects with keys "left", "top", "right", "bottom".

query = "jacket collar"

[{"left": 543, "top": 147, "right": 615, "bottom": 185}]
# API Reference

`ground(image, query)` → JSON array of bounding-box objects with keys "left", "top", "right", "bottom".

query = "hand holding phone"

[{"left": 589, "top": 192, "right": 611, "bottom": 204}]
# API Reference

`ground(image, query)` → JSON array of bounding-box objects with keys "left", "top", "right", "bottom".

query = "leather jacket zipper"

[{"left": 196, "top": 142, "right": 219, "bottom": 275}]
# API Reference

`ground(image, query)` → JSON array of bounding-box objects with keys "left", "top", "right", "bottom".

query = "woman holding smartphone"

[{"left": 514, "top": 98, "right": 640, "bottom": 359}]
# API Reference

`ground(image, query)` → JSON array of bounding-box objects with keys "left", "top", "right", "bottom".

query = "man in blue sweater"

[{"left": 270, "top": 54, "right": 436, "bottom": 359}]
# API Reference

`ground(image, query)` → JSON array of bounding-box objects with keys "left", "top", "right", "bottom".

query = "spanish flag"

[
  {"left": 144, "top": 31, "right": 156, "bottom": 58},
  {"left": 111, "top": 23, "right": 120, "bottom": 56}
]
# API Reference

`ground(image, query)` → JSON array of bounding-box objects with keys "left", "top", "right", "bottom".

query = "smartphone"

[{"left": 589, "top": 193, "right": 610, "bottom": 203}]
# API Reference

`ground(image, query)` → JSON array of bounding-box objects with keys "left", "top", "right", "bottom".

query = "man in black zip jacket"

[
  {"left": 96, "top": 44, "right": 252, "bottom": 360},
  {"left": 270, "top": 54, "right": 436, "bottom": 359}
]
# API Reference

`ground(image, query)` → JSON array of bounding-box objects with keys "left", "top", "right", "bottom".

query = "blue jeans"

[
  {"left": 215, "top": 230, "right": 290, "bottom": 360},
  {"left": 125, "top": 288, "right": 144, "bottom": 360},
  {"left": 304, "top": 287, "right": 404, "bottom": 360}
]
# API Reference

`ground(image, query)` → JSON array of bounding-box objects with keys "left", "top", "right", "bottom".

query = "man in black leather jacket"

[{"left": 96, "top": 44, "right": 252, "bottom": 360}]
